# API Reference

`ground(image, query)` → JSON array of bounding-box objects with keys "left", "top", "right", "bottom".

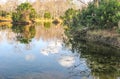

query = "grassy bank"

[
  {"left": 69, "top": 28, "right": 120, "bottom": 48},
  {"left": 86, "top": 30, "right": 120, "bottom": 48}
]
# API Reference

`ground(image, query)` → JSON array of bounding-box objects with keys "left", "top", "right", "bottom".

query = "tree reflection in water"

[
  {"left": 64, "top": 33, "right": 120, "bottom": 79},
  {"left": 0, "top": 23, "right": 119, "bottom": 79},
  {"left": 12, "top": 24, "right": 36, "bottom": 44}
]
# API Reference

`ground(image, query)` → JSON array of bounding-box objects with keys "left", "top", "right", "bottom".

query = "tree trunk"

[
  {"left": 118, "top": 21, "right": 120, "bottom": 29},
  {"left": 94, "top": 0, "right": 99, "bottom": 7}
]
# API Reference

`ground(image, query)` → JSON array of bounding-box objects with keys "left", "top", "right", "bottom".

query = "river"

[{"left": 0, "top": 23, "right": 119, "bottom": 79}]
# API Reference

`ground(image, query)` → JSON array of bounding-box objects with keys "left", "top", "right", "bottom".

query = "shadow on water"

[{"left": 64, "top": 31, "right": 120, "bottom": 79}]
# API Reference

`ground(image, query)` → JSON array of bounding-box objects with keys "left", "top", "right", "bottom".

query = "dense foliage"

[
  {"left": 63, "top": 0, "right": 120, "bottom": 29},
  {"left": 61, "top": 8, "right": 78, "bottom": 26},
  {"left": 12, "top": 3, "right": 36, "bottom": 22}
]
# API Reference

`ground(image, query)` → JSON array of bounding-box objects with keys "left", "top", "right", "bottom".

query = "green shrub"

[
  {"left": 12, "top": 12, "right": 21, "bottom": 22},
  {"left": 63, "top": 0, "right": 120, "bottom": 29},
  {"left": 44, "top": 12, "right": 51, "bottom": 19},
  {"left": 61, "top": 8, "right": 78, "bottom": 27},
  {"left": 12, "top": 3, "right": 36, "bottom": 22},
  {"left": 95, "top": 0, "right": 120, "bottom": 29}
]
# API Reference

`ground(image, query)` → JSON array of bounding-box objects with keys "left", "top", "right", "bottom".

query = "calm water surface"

[{"left": 0, "top": 23, "right": 119, "bottom": 79}]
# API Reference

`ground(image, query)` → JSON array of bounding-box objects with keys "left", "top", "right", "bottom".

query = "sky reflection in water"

[
  {"left": 0, "top": 24, "right": 90, "bottom": 79},
  {"left": 0, "top": 23, "right": 119, "bottom": 79}
]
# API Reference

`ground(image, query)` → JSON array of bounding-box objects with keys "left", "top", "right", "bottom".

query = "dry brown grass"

[{"left": 88, "top": 29, "right": 120, "bottom": 38}]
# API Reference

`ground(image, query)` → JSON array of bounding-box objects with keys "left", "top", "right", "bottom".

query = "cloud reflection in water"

[
  {"left": 25, "top": 54, "right": 35, "bottom": 61},
  {"left": 40, "top": 40, "right": 62, "bottom": 56},
  {"left": 58, "top": 56, "right": 75, "bottom": 67}
]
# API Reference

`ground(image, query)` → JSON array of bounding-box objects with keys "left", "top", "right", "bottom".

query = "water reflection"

[
  {"left": 12, "top": 24, "right": 36, "bottom": 44},
  {"left": 35, "top": 23, "right": 64, "bottom": 41},
  {"left": 25, "top": 54, "right": 35, "bottom": 61},
  {"left": 58, "top": 56, "right": 75, "bottom": 67},
  {"left": 0, "top": 22, "right": 119, "bottom": 79},
  {"left": 40, "top": 40, "right": 62, "bottom": 56},
  {"left": 64, "top": 33, "right": 120, "bottom": 79},
  {"left": 0, "top": 23, "right": 81, "bottom": 79},
  {"left": 44, "top": 22, "right": 51, "bottom": 29}
]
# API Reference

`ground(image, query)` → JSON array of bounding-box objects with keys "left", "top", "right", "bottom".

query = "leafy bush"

[
  {"left": 12, "top": 12, "right": 21, "bottom": 22},
  {"left": 61, "top": 8, "right": 78, "bottom": 27},
  {"left": 63, "top": 0, "right": 120, "bottom": 29},
  {"left": 44, "top": 12, "right": 51, "bottom": 19},
  {"left": 95, "top": 0, "right": 120, "bottom": 29},
  {"left": 12, "top": 3, "right": 36, "bottom": 22}
]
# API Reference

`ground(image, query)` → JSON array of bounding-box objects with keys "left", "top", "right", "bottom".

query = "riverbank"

[
  {"left": 70, "top": 28, "right": 120, "bottom": 49},
  {"left": 0, "top": 17, "right": 12, "bottom": 22},
  {"left": 0, "top": 17, "right": 62, "bottom": 25}
]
